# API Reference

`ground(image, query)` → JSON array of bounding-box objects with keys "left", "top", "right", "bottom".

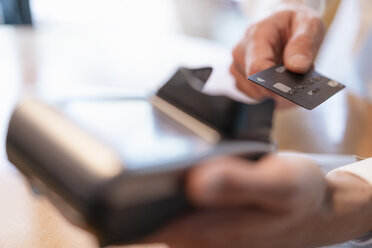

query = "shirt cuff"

[{"left": 328, "top": 158, "right": 372, "bottom": 185}]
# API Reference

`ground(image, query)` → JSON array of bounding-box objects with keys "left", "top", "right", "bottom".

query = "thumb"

[
  {"left": 186, "top": 156, "right": 324, "bottom": 212},
  {"left": 284, "top": 15, "right": 325, "bottom": 73}
]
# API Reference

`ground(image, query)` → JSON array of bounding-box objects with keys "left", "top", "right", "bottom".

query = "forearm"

[
  {"left": 246, "top": 0, "right": 339, "bottom": 28},
  {"left": 279, "top": 0, "right": 340, "bottom": 28},
  {"left": 327, "top": 158, "right": 372, "bottom": 232}
]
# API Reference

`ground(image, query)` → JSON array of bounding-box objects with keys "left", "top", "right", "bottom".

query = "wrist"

[
  {"left": 245, "top": 0, "right": 325, "bottom": 21},
  {"left": 272, "top": 1, "right": 324, "bottom": 19},
  {"left": 326, "top": 171, "right": 372, "bottom": 238},
  {"left": 327, "top": 159, "right": 372, "bottom": 238},
  {"left": 280, "top": 0, "right": 325, "bottom": 14}
]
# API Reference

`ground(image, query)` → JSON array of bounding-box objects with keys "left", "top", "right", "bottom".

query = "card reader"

[{"left": 6, "top": 67, "right": 275, "bottom": 246}]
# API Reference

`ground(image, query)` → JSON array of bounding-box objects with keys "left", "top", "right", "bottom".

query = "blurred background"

[
  {"left": 1, "top": 0, "right": 371, "bottom": 96},
  {"left": 0, "top": 0, "right": 371, "bottom": 161},
  {"left": 1, "top": 0, "right": 371, "bottom": 169},
  {"left": 2, "top": 0, "right": 248, "bottom": 44}
]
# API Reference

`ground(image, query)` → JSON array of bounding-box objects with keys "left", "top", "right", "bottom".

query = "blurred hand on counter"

[{"left": 143, "top": 155, "right": 372, "bottom": 248}]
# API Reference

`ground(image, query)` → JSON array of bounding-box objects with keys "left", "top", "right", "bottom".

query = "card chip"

[{"left": 273, "top": 82, "right": 291, "bottom": 93}]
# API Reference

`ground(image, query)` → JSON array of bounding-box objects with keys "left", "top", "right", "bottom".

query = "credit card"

[{"left": 247, "top": 65, "right": 345, "bottom": 110}]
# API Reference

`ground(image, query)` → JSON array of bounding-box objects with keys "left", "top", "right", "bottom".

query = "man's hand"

[
  {"left": 231, "top": 3, "right": 325, "bottom": 107},
  {"left": 143, "top": 155, "right": 372, "bottom": 248}
]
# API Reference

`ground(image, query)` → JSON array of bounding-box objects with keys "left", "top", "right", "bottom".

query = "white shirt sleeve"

[{"left": 328, "top": 158, "right": 372, "bottom": 185}]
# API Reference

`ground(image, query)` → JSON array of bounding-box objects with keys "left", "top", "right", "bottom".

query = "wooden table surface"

[{"left": 0, "top": 26, "right": 371, "bottom": 248}]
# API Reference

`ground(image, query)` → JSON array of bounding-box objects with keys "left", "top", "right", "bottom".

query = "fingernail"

[{"left": 289, "top": 54, "right": 311, "bottom": 70}]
